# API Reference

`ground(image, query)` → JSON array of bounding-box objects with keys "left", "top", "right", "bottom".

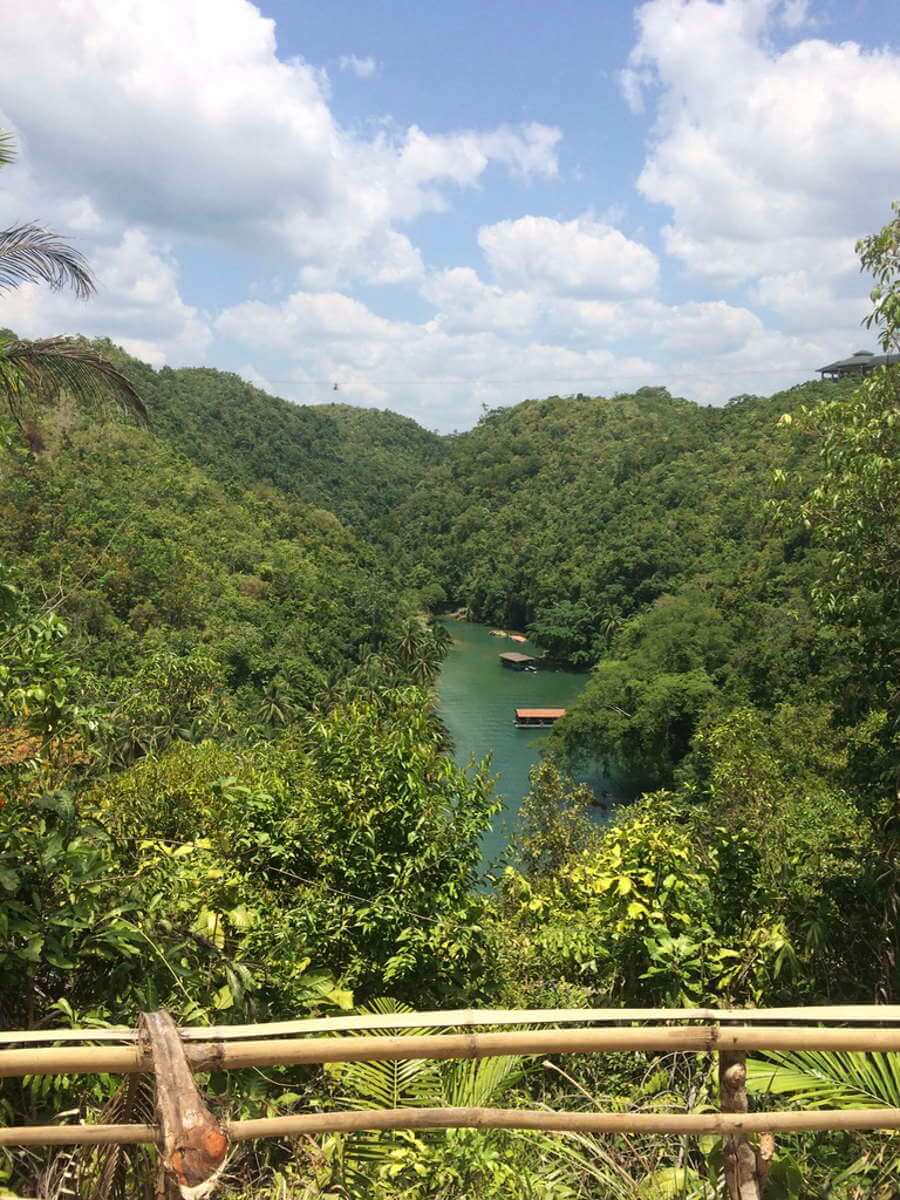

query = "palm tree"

[{"left": 0, "top": 130, "right": 145, "bottom": 433}]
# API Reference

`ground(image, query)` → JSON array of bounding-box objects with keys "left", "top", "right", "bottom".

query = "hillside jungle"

[{"left": 0, "top": 207, "right": 897, "bottom": 1198}]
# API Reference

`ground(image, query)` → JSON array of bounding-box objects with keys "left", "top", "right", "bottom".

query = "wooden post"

[
  {"left": 141, "top": 1011, "right": 228, "bottom": 1198},
  {"left": 719, "top": 1050, "right": 764, "bottom": 1200}
]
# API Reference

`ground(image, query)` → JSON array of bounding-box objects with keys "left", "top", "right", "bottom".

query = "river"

[{"left": 437, "top": 620, "right": 592, "bottom": 868}]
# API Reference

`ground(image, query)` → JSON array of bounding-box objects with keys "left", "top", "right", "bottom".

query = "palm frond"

[
  {"left": 81, "top": 1073, "right": 157, "bottom": 1200},
  {"left": 336, "top": 1056, "right": 444, "bottom": 1111},
  {"left": 40, "top": 1074, "right": 157, "bottom": 1200},
  {"left": 0, "top": 223, "right": 96, "bottom": 297},
  {"left": 521, "top": 1129, "right": 646, "bottom": 1199},
  {"left": 327, "top": 998, "right": 443, "bottom": 1111},
  {"left": 0, "top": 336, "right": 147, "bottom": 422},
  {"left": 747, "top": 1050, "right": 900, "bottom": 1110},
  {"left": 443, "top": 1054, "right": 527, "bottom": 1108},
  {"left": 0, "top": 130, "right": 16, "bottom": 167}
]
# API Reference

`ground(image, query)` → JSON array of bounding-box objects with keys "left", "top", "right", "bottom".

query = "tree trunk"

[{"left": 719, "top": 1050, "right": 765, "bottom": 1200}]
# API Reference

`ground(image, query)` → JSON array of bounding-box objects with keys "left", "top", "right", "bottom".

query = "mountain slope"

[
  {"left": 394, "top": 382, "right": 842, "bottom": 652},
  {"left": 95, "top": 342, "right": 446, "bottom": 536},
  {"left": 0, "top": 406, "right": 412, "bottom": 728}
]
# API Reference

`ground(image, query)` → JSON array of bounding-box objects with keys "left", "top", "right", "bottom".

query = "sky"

[{"left": 0, "top": 0, "right": 898, "bottom": 431}]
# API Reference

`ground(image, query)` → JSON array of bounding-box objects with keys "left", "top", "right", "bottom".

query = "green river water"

[{"left": 437, "top": 620, "right": 593, "bottom": 867}]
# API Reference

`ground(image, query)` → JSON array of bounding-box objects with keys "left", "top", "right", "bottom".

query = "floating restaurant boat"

[
  {"left": 499, "top": 651, "right": 537, "bottom": 670},
  {"left": 514, "top": 707, "right": 566, "bottom": 727}
]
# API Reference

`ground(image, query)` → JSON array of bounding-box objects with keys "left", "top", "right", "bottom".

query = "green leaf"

[
  {"left": 637, "top": 1167, "right": 703, "bottom": 1199},
  {"left": 44, "top": 950, "right": 76, "bottom": 969},
  {"left": 20, "top": 935, "right": 44, "bottom": 962},
  {"left": 227, "top": 904, "right": 257, "bottom": 931},
  {"left": 211, "top": 984, "right": 233, "bottom": 1011},
  {"left": 0, "top": 867, "right": 19, "bottom": 892},
  {"left": 748, "top": 1050, "right": 900, "bottom": 1109}
]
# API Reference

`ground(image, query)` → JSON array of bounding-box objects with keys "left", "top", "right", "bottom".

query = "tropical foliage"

[{"left": 1, "top": 205, "right": 898, "bottom": 1197}]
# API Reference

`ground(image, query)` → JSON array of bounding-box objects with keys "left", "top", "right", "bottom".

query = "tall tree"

[{"left": 781, "top": 202, "right": 900, "bottom": 1000}]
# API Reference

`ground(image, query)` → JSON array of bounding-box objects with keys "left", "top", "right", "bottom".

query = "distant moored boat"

[
  {"left": 514, "top": 707, "right": 566, "bottom": 727},
  {"left": 499, "top": 651, "right": 537, "bottom": 670}
]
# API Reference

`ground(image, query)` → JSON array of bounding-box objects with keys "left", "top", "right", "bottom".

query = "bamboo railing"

[
  {"left": 2, "top": 1022, "right": 900, "bottom": 1079},
  {"left": 1, "top": 1006, "right": 898, "bottom": 1200}
]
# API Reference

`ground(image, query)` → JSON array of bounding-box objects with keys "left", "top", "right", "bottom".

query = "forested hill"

[
  {"left": 97, "top": 340, "right": 447, "bottom": 536},
  {"left": 0, "top": 392, "right": 442, "bottom": 741},
  {"left": 75, "top": 341, "right": 836, "bottom": 628},
  {"left": 38, "top": 344, "right": 861, "bottom": 739},
  {"left": 80, "top": 342, "right": 849, "bottom": 647},
  {"left": 394, "top": 380, "right": 836, "bottom": 636}
]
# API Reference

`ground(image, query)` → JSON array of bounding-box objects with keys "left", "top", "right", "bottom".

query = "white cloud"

[
  {"left": 339, "top": 54, "right": 378, "bottom": 79},
  {"left": 0, "top": 1, "right": 560, "bottom": 289},
  {"left": 213, "top": 278, "right": 811, "bottom": 429},
  {"left": 421, "top": 268, "right": 541, "bottom": 335},
  {"left": 479, "top": 215, "right": 659, "bottom": 297},
  {"left": 665, "top": 324, "right": 838, "bottom": 405},
  {"left": 216, "top": 286, "right": 662, "bottom": 429},
  {"left": 218, "top": 290, "right": 408, "bottom": 348},
  {"left": 0, "top": 0, "right": 889, "bottom": 428},
  {"left": 752, "top": 268, "right": 869, "bottom": 333},
  {"left": 420, "top": 264, "right": 770, "bottom": 356},
  {"left": 622, "top": 0, "right": 900, "bottom": 289},
  {"left": 778, "top": 0, "right": 812, "bottom": 30},
  {"left": 644, "top": 298, "right": 763, "bottom": 355}
]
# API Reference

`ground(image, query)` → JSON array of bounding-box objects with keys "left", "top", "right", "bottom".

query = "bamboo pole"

[
  {"left": 2, "top": 1025, "right": 900, "bottom": 1079},
  {"left": 228, "top": 1107, "right": 900, "bottom": 1140},
  {"left": 0, "top": 1124, "right": 157, "bottom": 1146},
  {"left": 4, "top": 1005, "right": 898, "bottom": 1044},
  {"left": 1, "top": 1107, "right": 898, "bottom": 1147}
]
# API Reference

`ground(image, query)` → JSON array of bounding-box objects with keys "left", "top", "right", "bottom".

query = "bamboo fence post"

[
  {"left": 3, "top": 1005, "right": 898, "bottom": 1044},
  {"left": 719, "top": 1050, "right": 764, "bottom": 1200},
  {"left": 141, "top": 1011, "right": 228, "bottom": 1197},
  {"left": 757, "top": 1133, "right": 775, "bottom": 1190}
]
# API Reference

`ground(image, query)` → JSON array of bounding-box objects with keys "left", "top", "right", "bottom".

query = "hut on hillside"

[{"left": 818, "top": 350, "right": 900, "bottom": 380}]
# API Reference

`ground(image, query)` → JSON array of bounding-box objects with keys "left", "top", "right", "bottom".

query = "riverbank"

[{"left": 436, "top": 620, "right": 602, "bottom": 868}]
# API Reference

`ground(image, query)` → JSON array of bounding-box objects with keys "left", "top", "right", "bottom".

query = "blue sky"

[{"left": 0, "top": 0, "right": 898, "bottom": 429}]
